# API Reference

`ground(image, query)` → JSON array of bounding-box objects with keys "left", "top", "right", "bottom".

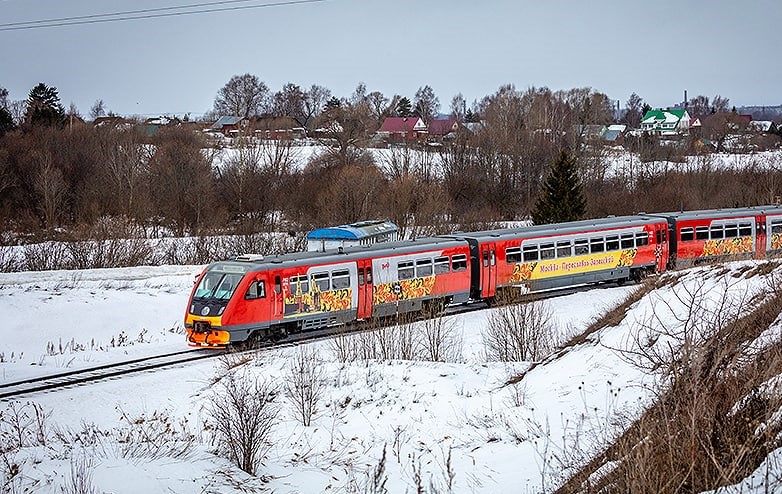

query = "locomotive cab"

[{"left": 185, "top": 262, "right": 268, "bottom": 347}]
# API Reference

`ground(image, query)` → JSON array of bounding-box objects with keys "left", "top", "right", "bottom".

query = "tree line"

[{"left": 0, "top": 78, "right": 780, "bottom": 244}]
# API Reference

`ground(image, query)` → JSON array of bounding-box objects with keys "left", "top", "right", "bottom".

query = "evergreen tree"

[
  {"left": 0, "top": 107, "right": 14, "bottom": 136},
  {"left": 25, "top": 82, "right": 65, "bottom": 127},
  {"left": 532, "top": 150, "right": 586, "bottom": 224},
  {"left": 396, "top": 97, "right": 412, "bottom": 117}
]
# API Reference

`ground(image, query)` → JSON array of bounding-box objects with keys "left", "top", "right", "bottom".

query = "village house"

[{"left": 377, "top": 116, "right": 427, "bottom": 142}]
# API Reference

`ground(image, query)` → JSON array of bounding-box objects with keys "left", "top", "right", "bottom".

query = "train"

[{"left": 185, "top": 205, "right": 782, "bottom": 347}]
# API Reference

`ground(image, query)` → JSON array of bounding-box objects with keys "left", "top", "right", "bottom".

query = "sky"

[{"left": 1, "top": 0, "right": 780, "bottom": 119}]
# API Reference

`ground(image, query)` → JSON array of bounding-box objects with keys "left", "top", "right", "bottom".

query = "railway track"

[
  {"left": 0, "top": 349, "right": 223, "bottom": 401},
  {"left": 0, "top": 280, "right": 629, "bottom": 401}
]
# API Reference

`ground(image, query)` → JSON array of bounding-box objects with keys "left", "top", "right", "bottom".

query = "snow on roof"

[{"left": 379, "top": 117, "right": 426, "bottom": 133}]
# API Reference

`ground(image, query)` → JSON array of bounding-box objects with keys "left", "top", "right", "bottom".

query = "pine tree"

[
  {"left": 25, "top": 82, "right": 65, "bottom": 127},
  {"left": 532, "top": 150, "right": 586, "bottom": 224},
  {"left": 396, "top": 97, "right": 412, "bottom": 117}
]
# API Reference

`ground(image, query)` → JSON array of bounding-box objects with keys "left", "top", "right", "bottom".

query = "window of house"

[
  {"left": 680, "top": 227, "right": 694, "bottom": 242},
  {"left": 331, "top": 270, "right": 350, "bottom": 289},
  {"left": 416, "top": 258, "right": 433, "bottom": 277},
  {"left": 452, "top": 254, "right": 467, "bottom": 271},
  {"left": 434, "top": 256, "right": 450, "bottom": 274},
  {"left": 398, "top": 261, "right": 414, "bottom": 280}
]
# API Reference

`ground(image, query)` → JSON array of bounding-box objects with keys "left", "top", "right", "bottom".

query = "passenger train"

[{"left": 185, "top": 205, "right": 782, "bottom": 347}]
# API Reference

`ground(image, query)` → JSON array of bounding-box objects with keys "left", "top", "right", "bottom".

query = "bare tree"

[
  {"left": 283, "top": 346, "right": 324, "bottom": 426},
  {"left": 450, "top": 92, "right": 466, "bottom": 120},
  {"left": 205, "top": 358, "right": 279, "bottom": 476},
  {"left": 89, "top": 99, "right": 106, "bottom": 120},
  {"left": 213, "top": 73, "right": 269, "bottom": 118},
  {"left": 622, "top": 93, "right": 644, "bottom": 128},
  {"left": 33, "top": 152, "right": 68, "bottom": 229},
  {"left": 483, "top": 299, "right": 559, "bottom": 362},
  {"left": 413, "top": 85, "right": 440, "bottom": 124},
  {"left": 272, "top": 82, "right": 306, "bottom": 123},
  {"left": 302, "top": 84, "right": 331, "bottom": 130}
]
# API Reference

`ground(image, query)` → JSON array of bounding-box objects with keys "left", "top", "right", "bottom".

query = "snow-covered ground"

[{"left": 1, "top": 262, "right": 781, "bottom": 492}]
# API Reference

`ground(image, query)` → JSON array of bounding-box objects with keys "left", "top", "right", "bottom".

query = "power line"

[
  {"left": 0, "top": 0, "right": 326, "bottom": 32},
  {"left": 0, "top": 0, "right": 265, "bottom": 28}
]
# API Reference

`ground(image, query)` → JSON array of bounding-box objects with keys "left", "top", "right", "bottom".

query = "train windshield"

[{"left": 194, "top": 272, "right": 245, "bottom": 301}]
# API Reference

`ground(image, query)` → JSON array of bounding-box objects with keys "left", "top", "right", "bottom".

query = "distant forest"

[{"left": 1, "top": 77, "right": 781, "bottom": 246}]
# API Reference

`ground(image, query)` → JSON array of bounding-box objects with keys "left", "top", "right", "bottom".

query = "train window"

[
  {"left": 194, "top": 271, "right": 222, "bottom": 298},
  {"left": 590, "top": 237, "right": 605, "bottom": 253},
  {"left": 655, "top": 230, "right": 662, "bottom": 244},
  {"left": 605, "top": 236, "right": 620, "bottom": 251},
  {"left": 332, "top": 270, "right": 350, "bottom": 289},
  {"left": 574, "top": 239, "right": 589, "bottom": 255},
  {"left": 312, "top": 272, "right": 330, "bottom": 291},
  {"left": 635, "top": 232, "right": 649, "bottom": 247},
  {"left": 523, "top": 245, "right": 539, "bottom": 262},
  {"left": 490, "top": 250, "right": 496, "bottom": 266},
  {"left": 556, "top": 241, "right": 572, "bottom": 258},
  {"left": 680, "top": 228, "right": 694, "bottom": 242},
  {"left": 434, "top": 256, "right": 450, "bottom": 274},
  {"left": 289, "top": 275, "right": 309, "bottom": 294},
  {"left": 696, "top": 226, "right": 709, "bottom": 240},
  {"left": 416, "top": 259, "right": 433, "bottom": 277},
  {"left": 741, "top": 223, "right": 754, "bottom": 236},
  {"left": 245, "top": 280, "right": 265, "bottom": 300},
  {"left": 366, "top": 267, "right": 373, "bottom": 284},
  {"left": 621, "top": 234, "right": 635, "bottom": 249},
  {"left": 539, "top": 243, "right": 554, "bottom": 260},
  {"left": 358, "top": 268, "right": 365, "bottom": 286},
  {"left": 398, "top": 261, "right": 415, "bottom": 280},
  {"left": 710, "top": 225, "right": 724, "bottom": 240},
  {"left": 452, "top": 254, "right": 468, "bottom": 271},
  {"left": 482, "top": 251, "right": 489, "bottom": 267},
  {"left": 274, "top": 275, "right": 281, "bottom": 294},
  {"left": 724, "top": 224, "right": 738, "bottom": 238},
  {"left": 506, "top": 247, "right": 521, "bottom": 264}
]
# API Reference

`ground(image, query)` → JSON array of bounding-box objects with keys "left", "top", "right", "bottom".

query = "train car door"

[
  {"left": 480, "top": 243, "right": 497, "bottom": 298},
  {"left": 655, "top": 223, "right": 669, "bottom": 272},
  {"left": 357, "top": 259, "right": 373, "bottom": 319},
  {"left": 756, "top": 215, "right": 767, "bottom": 259},
  {"left": 271, "top": 274, "right": 284, "bottom": 322}
]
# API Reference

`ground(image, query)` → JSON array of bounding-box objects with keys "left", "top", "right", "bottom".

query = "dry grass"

[{"left": 557, "top": 288, "right": 782, "bottom": 493}]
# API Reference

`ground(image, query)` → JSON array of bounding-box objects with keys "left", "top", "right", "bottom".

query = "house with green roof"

[{"left": 640, "top": 108, "right": 691, "bottom": 135}]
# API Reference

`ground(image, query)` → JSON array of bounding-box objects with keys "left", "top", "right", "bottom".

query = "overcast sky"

[{"left": 1, "top": 0, "right": 780, "bottom": 118}]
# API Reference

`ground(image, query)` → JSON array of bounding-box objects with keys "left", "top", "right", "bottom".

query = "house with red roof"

[
  {"left": 377, "top": 117, "right": 427, "bottom": 142},
  {"left": 427, "top": 118, "right": 459, "bottom": 140}
]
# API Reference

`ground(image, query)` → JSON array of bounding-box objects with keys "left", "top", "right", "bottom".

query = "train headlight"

[
  {"left": 201, "top": 306, "right": 211, "bottom": 316},
  {"left": 218, "top": 306, "right": 226, "bottom": 315}
]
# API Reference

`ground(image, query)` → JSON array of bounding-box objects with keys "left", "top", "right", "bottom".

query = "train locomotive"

[{"left": 185, "top": 205, "right": 782, "bottom": 347}]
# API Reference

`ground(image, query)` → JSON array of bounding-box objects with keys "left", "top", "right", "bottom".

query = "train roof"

[
  {"left": 206, "top": 236, "right": 466, "bottom": 273},
  {"left": 447, "top": 215, "right": 662, "bottom": 242},
  {"left": 646, "top": 205, "right": 782, "bottom": 221},
  {"left": 306, "top": 220, "right": 398, "bottom": 241}
]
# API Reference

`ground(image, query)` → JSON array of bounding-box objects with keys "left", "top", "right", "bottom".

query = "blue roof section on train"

[{"left": 306, "top": 220, "right": 398, "bottom": 241}]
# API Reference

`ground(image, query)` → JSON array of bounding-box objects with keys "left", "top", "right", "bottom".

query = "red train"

[{"left": 185, "top": 205, "right": 782, "bottom": 347}]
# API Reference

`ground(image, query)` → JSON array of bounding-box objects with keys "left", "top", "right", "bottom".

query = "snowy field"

[{"left": 1, "top": 262, "right": 782, "bottom": 492}]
